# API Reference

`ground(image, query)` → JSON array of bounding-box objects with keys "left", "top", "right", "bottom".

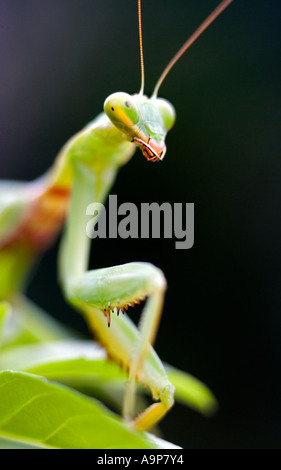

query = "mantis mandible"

[{"left": 0, "top": 0, "right": 233, "bottom": 430}]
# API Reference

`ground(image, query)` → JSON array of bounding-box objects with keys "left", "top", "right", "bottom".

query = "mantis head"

[{"left": 104, "top": 92, "right": 175, "bottom": 162}]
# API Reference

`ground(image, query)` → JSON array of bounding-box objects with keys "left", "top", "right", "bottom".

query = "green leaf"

[
  {"left": 0, "top": 339, "right": 125, "bottom": 381},
  {"left": 0, "top": 371, "right": 180, "bottom": 449},
  {"left": 0, "top": 340, "right": 127, "bottom": 414},
  {"left": 0, "top": 339, "right": 218, "bottom": 416},
  {"left": 0, "top": 437, "right": 42, "bottom": 449},
  {"left": 166, "top": 365, "right": 218, "bottom": 416}
]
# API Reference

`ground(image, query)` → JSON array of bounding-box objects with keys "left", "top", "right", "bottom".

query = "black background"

[{"left": 1, "top": 0, "right": 281, "bottom": 449}]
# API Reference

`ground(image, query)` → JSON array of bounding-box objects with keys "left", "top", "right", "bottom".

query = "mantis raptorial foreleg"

[{"left": 60, "top": 159, "right": 170, "bottom": 428}]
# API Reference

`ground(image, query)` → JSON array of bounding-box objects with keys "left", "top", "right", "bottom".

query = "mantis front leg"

[{"left": 60, "top": 161, "right": 173, "bottom": 429}]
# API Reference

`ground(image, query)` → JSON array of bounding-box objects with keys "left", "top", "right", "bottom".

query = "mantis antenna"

[
  {"left": 152, "top": 0, "right": 234, "bottom": 98},
  {"left": 138, "top": 0, "right": 145, "bottom": 95}
]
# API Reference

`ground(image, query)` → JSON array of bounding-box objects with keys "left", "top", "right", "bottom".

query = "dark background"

[{"left": 1, "top": 0, "right": 280, "bottom": 449}]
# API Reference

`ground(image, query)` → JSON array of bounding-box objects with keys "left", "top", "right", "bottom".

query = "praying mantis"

[{"left": 0, "top": 0, "right": 233, "bottom": 431}]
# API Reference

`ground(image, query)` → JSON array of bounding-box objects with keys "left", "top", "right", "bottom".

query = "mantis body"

[{"left": 0, "top": 0, "right": 233, "bottom": 430}]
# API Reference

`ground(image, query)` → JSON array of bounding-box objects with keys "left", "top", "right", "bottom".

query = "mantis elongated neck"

[
  {"left": 22, "top": 113, "right": 135, "bottom": 254},
  {"left": 44, "top": 113, "right": 135, "bottom": 192}
]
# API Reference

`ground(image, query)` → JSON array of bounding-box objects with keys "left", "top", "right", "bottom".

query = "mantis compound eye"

[
  {"left": 154, "top": 98, "right": 176, "bottom": 132},
  {"left": 104, "top": 92, "right": 139, "bottom": 129}
]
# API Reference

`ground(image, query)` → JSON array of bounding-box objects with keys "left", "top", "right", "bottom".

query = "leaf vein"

[
  {"left": 42, "top": 412, "right": 97, "bottom": 444},
  {"left": 0, "top": 391, "right": 56, "bottom": 428}
]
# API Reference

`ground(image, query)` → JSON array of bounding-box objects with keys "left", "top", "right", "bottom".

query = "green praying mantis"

[{"left": 0, "top": 0, "right": 233, "bottom": 431}]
